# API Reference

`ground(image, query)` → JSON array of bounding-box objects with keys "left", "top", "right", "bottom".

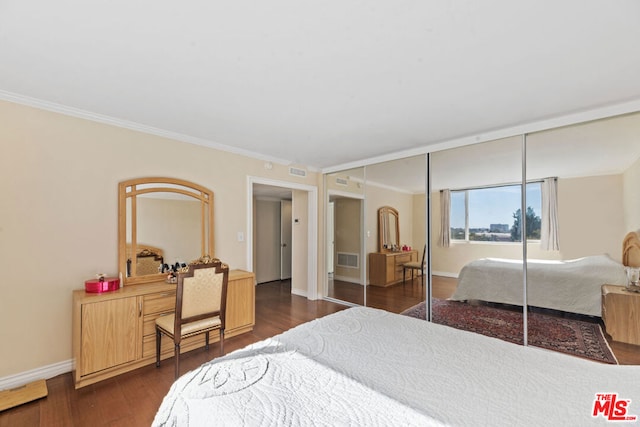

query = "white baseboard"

[
  {"left": 432, "top": 271, "right": 459, "bottom": 279},
  {"left": 291, "top": 288, "right": 308, "bottom": 298},
  {"left": 333, "top": 275, "right": 364, "bottom": 285},
  {"left": 0, "top": 359, "right": 72, "bottom": 391}
]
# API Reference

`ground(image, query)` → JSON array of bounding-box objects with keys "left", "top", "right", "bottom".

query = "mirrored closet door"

[
  {"left": 325, "top": 167, "right": 366, "bottom": 306},
  {"left": 364, "top": 155, "right": 427, "bottom": 313},
  {"left": 430, "top": 138, "right": 525, "bottom": 343},
  {"left": 525, "top": 112, "right": 640, "bottom": 362}
]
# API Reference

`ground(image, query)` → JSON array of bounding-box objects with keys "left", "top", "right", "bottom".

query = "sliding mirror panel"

[
  {"left": 526, "top": 112, "right": 640, "bottom": 363},
  {"left": 325, "top": 167, "right": 366, "bottom": 306},
  {"left": 364, "top": 155, "right": 427, "bottom": 313},
  {"left": 430, "top": 138, "right": 525, "bottom": 343}
]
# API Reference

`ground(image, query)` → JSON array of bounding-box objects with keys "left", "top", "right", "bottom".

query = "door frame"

[
  {"left": 247, "top": 176, "right": 318, "bottom": 300},
  {"left": 280, "top": 200, "right": 292, "bottom": 280}
]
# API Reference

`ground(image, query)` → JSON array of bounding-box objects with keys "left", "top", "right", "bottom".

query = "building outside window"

[{"left": 450, "top": 182, "right": 542, "bottom": 242}]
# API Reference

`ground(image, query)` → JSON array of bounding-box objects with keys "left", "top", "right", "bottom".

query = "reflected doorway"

[{"left": 326, "top": 194, "right": 365, "bottom": 306}]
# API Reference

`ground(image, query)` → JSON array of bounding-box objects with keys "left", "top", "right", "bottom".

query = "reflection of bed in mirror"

[
  {"left": 126, "top": 243, "right": 164, "bottom": 277},
  {"left": 449, "top": 233, "right": 640, "bottom": 317},
  {"left": 154, "top": 306, "right": 640, "bottom": 426}
]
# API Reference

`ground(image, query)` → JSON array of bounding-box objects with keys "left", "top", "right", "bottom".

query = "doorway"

[
  {"left": 247, "top": 176, "right": 318, "bottom": 299},
  {"left": 254, "top": 197, "right": 292, "bottom": 284}
]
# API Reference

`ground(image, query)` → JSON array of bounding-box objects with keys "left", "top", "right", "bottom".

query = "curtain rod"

[{"left": 439, "top": 177, "right": 556, "bottom": 193}]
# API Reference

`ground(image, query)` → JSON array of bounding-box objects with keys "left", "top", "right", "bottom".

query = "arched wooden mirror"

[
  {"left": 378, "top": 206, "right": 400, "bottom": 252},
  {"left": 118, "top": 177, "right": 214, "bottom": 285}
]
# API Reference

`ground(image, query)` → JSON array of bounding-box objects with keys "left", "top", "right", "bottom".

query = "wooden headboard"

[{"left": 623, "top": 231, "right": 640, "bottom": 268}]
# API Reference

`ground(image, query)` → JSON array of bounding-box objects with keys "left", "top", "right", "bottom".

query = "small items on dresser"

[
  {"left": 164, "top": 262, "right": 188, "bottom": 283},
  {"left": 85, "top": 273, "right": 120, "bottom": 293}
]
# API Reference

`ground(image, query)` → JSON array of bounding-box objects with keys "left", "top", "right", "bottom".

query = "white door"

[
  {"left": 280, "top": 200, "right": 292, "bottom": 280},
  {"left": 255, "top": 199, "right": 281, "bottom": 284}
]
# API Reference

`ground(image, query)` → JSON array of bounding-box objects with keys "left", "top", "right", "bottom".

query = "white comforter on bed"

[
  {"left": 449, "top": 255, "right": 628, "bottom": 316},
  {"left": 153, "top": 307, "right": 640, "bottom": 426}
]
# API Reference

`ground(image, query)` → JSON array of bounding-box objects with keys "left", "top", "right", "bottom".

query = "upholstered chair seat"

[{"left": 155, "top": 314, "right": 221, "bottom": 338}]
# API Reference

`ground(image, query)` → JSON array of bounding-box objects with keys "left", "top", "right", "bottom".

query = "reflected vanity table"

[
  {"left": 72, "top": 177, "right": 256, "bottom": 389},
  {"left": 369, "top": 250, "right": 418, "bottom": 287},
  {"left": 601, "top": 284, "right": 640, "bottom": 345},
  {"left": 368, "top": 206, "right": 418, "bottom": 287}
]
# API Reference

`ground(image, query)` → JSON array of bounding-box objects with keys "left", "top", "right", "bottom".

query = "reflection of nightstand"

[{"left": 602, "top": 284, "right": 640, "bottom": 345}]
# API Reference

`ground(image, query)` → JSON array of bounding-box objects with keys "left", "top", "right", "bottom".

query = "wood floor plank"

[{"left": 39, "top": 374, "right": 74, "bottom": 427}]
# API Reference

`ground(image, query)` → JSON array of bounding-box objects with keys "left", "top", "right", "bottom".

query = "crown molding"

[{"left": 0, "top": 90, "right": 322, "bottom": 172}]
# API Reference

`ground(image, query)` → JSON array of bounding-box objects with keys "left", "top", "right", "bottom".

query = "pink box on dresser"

[{"left": 84, "top": 277, "right": 120, "bottom": 293}]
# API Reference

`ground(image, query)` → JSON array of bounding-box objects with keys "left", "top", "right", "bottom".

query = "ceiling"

[{"left": 2, "top": 1, "right": 640, "bottom": 171}]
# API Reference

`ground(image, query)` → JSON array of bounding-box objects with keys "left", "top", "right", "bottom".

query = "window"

[{"left": 450, "top": 182, "right": 541, "bottom": 242}]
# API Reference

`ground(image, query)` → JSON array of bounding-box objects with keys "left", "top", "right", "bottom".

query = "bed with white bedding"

[
  {"left": 153, "top": 307, "right": 640, "bottom": 426},
  {"left": 449, "top": 255, "right": 628, "bottom": 316}
]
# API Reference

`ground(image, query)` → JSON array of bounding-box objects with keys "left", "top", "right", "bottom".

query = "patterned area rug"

[{"left": 401, "top": 299, "right": 617, "bottom": 364}]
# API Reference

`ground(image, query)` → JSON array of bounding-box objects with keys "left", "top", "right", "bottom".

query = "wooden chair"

[
  {"left": 403, "top": 245, "right": 426, "bottom": 286},
  {"left": 155, "top": 256, "right": 229, "bottom": 379}
]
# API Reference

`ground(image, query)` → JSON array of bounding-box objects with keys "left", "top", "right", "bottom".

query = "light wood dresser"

[
  {"left": 602, "top": 284, "right": 640, "bottom": 345},
  {"left": 72, "top": 269, "right": 255, "bottom": 389},
  {"left": 368, "top": 250, "right": 418, "bottom": 287}
]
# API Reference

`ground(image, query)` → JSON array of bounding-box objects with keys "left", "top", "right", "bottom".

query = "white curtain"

[
  {"left": 540, "top": 178, "right": 560, "bottom": 251},
  {"left": 439, "top": 190, "right": 450, "bottom": 248}
]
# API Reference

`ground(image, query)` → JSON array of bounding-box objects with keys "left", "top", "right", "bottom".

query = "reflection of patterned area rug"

[{"left": 401, "top": 299, "right": 618, "bottom": 364}]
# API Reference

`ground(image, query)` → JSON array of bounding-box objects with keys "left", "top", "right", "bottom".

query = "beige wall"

[
  {"left": 624, "top": 156, "right": 640, "bottom": 232},
  {"left": 432, "top": 174, "right": 624, "bottom": 276},
  {"left": 0, "top": 100, "right": 319, "bottom": 378},
  {"left": 558, "top": 174, "right": 624, "bottom": 261},
  {"left": 412, "top": 193, "right": 427, "bottom": 256}
]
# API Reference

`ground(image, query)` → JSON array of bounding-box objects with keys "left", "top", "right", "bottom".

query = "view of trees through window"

[{"left": 450, "top": 183, "right": 542, "bottom": 242}]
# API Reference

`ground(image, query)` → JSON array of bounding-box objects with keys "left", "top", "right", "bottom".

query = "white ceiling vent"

[
  {"left": 336, "top": 177, "right": 348, "bottom": 186},
  {"left": 289, "top": 167, "right": 307, "bottom": 177}
]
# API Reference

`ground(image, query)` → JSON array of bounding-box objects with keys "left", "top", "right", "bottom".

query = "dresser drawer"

[
  {"left": 142, "top": 333, "right": 207, "bottom": 358},
  {"left": 395, "top": 253, "right": 412, "bottom": 264},
  {"left": 143, "top": 312, "right": 172, "bottom": 337},
  {"left": 143, "top": 292, "right": 175, "bottom": 315}
]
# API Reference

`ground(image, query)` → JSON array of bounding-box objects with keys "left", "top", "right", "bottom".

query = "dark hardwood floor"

[
  {"left": 327, "top": 274, "right": 457, "bottom": 312},
  {"left": 1, "top": 276, "right": 638, "bottom": 426},
  {"left": 0, "top": 281, "right": 347, "bottom": 427}
]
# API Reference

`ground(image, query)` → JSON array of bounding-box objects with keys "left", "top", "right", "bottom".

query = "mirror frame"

[
  {"left": 378, "top": 206, "right": 400, "bottom": 252},
  {"left": 118, "top": 177, "right": 214, "bottom": 286}
]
